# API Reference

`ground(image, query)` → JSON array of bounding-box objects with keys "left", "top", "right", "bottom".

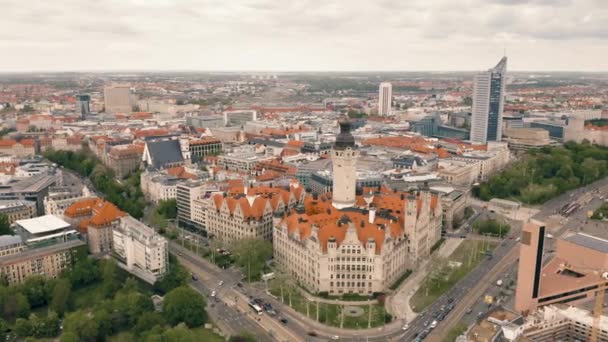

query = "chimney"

[{"left": 368, "top": 208, "right": 376, "bottom": 224}]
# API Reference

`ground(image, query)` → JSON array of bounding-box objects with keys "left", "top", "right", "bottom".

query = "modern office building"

[
  {"left": 223, "top": 110, "right": 257, "bottom": 127},
  {"left": 470, "top": 57, "right": 507, "bottom": 144},
  {"left": 378, "top": 82, "right": 392, "bottom": 116},
  {"left": 75, "top": 94, "right": 91, "bottom": 119},
  {"left": 104, "top": 85, "right": 132, "bottom": 113}
]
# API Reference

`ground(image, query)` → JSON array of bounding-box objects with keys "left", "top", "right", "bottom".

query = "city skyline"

[{"left": 2, "top": 0, "right": 607, "bottom": 72}]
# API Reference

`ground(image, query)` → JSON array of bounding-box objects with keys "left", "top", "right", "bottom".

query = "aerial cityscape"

[{"left": 1, "top": 1, "right": 608, "bottom": 342}]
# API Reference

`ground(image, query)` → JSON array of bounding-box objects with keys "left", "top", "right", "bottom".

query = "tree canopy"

[
  {"left": 231, "top": 238, "right": 273, "bottom": 282},
  {"left": 474, "top": 142, "right": 608, "bottom": 204},
  {"left": 163, "top": 286, "right": 207, "bottom": 327}
]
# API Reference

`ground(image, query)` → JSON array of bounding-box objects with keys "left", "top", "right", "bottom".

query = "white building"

[
  {"left": 471, "top": 57, "right": 507, "bottom": 144},
  {"left": 378, "top": 82, "right": 392, "bottom": 116},
  {"left": 223, "top": 110, "right": 257, "bottom": 127},
  {"left": 113, "top": 216, "right": 168, "bottom": 284}
]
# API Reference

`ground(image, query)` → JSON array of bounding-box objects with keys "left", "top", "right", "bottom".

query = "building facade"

[
  {"left": 471, "top": 57, "right": 507, "bottom": 144},
  {"left": 378, "top": 82, "right": 392, "bottom": 116},
  {"left": 113, "top": 216, "right": 168, "bottom": 284},
  {"left": 104, "top": 85, "right": 132, "bottom": 113}
]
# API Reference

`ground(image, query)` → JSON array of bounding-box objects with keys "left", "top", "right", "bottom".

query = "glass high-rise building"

[
  {"left": 75, "top": 94, "right": 91, "bottom": 119},
  {"left": 470, "top": 57, "right": 507, "bottom": 144}
]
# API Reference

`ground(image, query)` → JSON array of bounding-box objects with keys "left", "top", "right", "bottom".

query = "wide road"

[{"left": 425, "top": 176, "right": 608, "bottom": 341}]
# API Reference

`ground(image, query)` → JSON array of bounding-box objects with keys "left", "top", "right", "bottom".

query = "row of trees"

[
  {"left": 151, "top": 199, "right": 178, "bottom": 230},
  {"left": 474, "top": 142, "right": 608, "bottom": 204},
  {"left": 472, "top": 219, "right": 511, "bottom": 238},
  {"left": 44, "top": 149, "right": 146, "bottom": 218}
]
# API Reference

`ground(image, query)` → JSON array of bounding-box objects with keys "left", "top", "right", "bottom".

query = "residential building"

[
  {"left": 217, "top": 147, "right": 275, "bottom": 174},
  {"left": 0, "top": 235, "right": 24, "bottom": 257},
  {"left": 0, "top": 139, "right": 36, "bottom": 157},
  {"left": 189, "top": 137, "right": 222, "bottom": 162},
  {"left": 471, "top": 57, "right": 507, "bottom": 144},
  {"left": 44, "top": 186, "right": 88, "bottom": 216},
  {"left": 107, "top": 144, "right": 143, "bottom": 178},
  {"left": 63, "top": 198, "right": 125, "bottom": 255},
  {"left": 0, "top": 238, "right": 84, "bottom": 285},
  {"left": 522, "top": 305, "right": 608, "bottom": 342},
  {"left": 176, "top": 180, "right": 206, "bottom": 230},
  {"left": 0, "top": 200, "right": 36, "bottom": 224},
  {"left": 113, "top": 216, "right": 168, "bottom": 284},
  {"left": 378, "top": 82, "right": 392, "bottom": 116},
  {"left": 104, "top": 85, "right": 132, "bottom": 113},
  {"left": 199, "top": 183, "right": 306, "bottom": 242}
]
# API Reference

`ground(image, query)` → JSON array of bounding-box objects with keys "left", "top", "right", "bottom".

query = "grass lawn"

[
  {"left": 445, "top": 322, "right": 468, "bottom": 342},
  {"left": 410, "top": 239, "right": 498, "bottom": 313},
  {"left": 268, "top": 281, "right": 391, "bottom": 329}
]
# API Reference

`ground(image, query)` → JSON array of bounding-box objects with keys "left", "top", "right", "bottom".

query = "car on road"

[
  {"left": 263, "top": 303, "right": 273, "bottom": 311},
  {"left": 177, "top": 253, "right": 183, "bottom": 256},
  {"left": 430, "top": 320, "right": 437, "bottom": 328},
  {"left": 191, "top": 274, "right": 198, "bottom": 281},
  {"left": 402, "top": 324, "right": 409, "bottom": 331},
  {"left": 447, "top": 298, "right": 454, "bottom": 304},
  {"left": 211, "top": 291, "right": 216, "bottom": 297},
  {"left": 465, "top": 307, "right": 473, "bottom": 314},
  {"left": 253, "top": 298, "right": 264, "bottom": 305},
  {"left": 423, "top": 320, "right": 429, "bottom": 327},
  {"left": 330, "top": 335, "right": 340, "bottom": 340},
  {"left": 308, "top": 332, "right": 318, "bottom": 337},
  {"left": 279, "top": 317, "right": 288, "bottom": 324},
  {"left": 237, "top": 282, "right": 243, "bottom": 287},
  {"left": 218, "top": 281, "right": 224, "bottom": 286}
]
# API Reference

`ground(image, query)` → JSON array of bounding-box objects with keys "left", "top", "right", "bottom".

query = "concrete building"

[
  {"left": 378, "top": 82, "right": 392, "bottom": 116},
  {"left": 113, "top": 216, "right": 168, "bottom": 284},
  {"left": 217, "top": 147, "right": 275, "bottom": 174},
  {"left": 471, "top": 57, "right": 507, "bottom": 144},
  {"left": 430, "top": 186, "right": 468, "bottom": 230},
  {"left": 104, "top": 85, "right": 132, "bottom": 113},
  {"left": 0, "top": 139, "right": 36, "bottom": 157},
  {"left": 515, "top": 223, "right": 608, "bottom": 315},
  {"left": 565, "top": 116, "right": 608, "bottom": 146},
  {"left": 176, "top": 180, "right": 206, "bottom": 230},
  {"left": 522, "top": 304, "right": 608, "bottom": 342},
  {"left": 503, "top": 127, "right": 554, "bottom": 150},
  {"left": 189, "top": 137, "right": 222, "bottom": 162},
  {"left": 0, "top": 174, "right": 58, "bottom": 215},
  {"left": 223, "top": 110, "right": 257, "bottom": 127},
  {"left": 186, "top": 115, "right": 225, "bottom": 129},
  {"left": 530, "top": 121, "right": 565, "bottom": 141}
]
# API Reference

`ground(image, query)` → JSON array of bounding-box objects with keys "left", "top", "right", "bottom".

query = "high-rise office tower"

[
  {"left": 470, "top": 57, "right": 507, "bottom": 144},
  {"left": 104, "top": 85, "right": 132, "bottom": 113},
  {"left": 75, "top": 94, "right": 90, "bottom": 119},
  {"left": 378, "top": 82, "right": 392, "bottom": 116},
  {"left": 331, "top": 120, "right": 359, "bottom": 209}
]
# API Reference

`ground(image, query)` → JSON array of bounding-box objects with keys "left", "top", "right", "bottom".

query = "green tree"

[
  {"left": 14, "top": 317, "right": 32, "bottom": 337},
  {"left": 231, "top": 238, "right": 273, "bottom": 282},
  {"left": 101, "top": 259, "right": 119, "bottom": 298},
  {"left": 157, "top": 199, "right": 178, "bottom": 219},
  {"left": 163, "top": 286, "right": 207, "bottom": 327},
  {"left": 1, "top": 292, "right": 29, "bottom": 320},
  {"left": 51, "top": 278, "right": 72, "bottom": 316},
  {"left": 229, "top": 333, "right": 257, "bottom": 342},
  {"left": 63, "top": 310, "right": 100, "bottom": 342},
  {"left": 21, "top": 275, "right": 50, "bottom": 308},
  {"left": 0, "top": 214, "right": 11, "bottom": 235},
  {"left": 154, "top": 256, "right": 188, "bottom": 294},
  {"left": 69, "top": 257, "right": 99, "bottom": 287},
  {"left": 135, "top": 312, "right": 165, "bottom": 335},
  {"left": 60, "top": 332, "right": 80, "bottom": 342}
]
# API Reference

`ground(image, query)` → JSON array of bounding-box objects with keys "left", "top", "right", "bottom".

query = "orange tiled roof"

[
  {"left": 166, "top": 166, "right": 197, "bottom": 180},
  {"left": 65, "top": 197, "right": 125, "bottom": 232},
  {"left": 190, "top": 137, "right": 221, "bottom": 145}
]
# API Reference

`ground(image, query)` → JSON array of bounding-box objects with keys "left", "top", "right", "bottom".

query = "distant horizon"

[{"left": 1, "top": 69, "right": 608, "bottom": 74}]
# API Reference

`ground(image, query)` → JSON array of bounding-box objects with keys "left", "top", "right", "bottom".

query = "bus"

[{"left": 249, "top": 302, "right": 263, "bottom": 315}]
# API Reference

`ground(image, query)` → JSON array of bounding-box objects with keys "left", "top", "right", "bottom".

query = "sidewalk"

[{"left": 386, "top": 237, "right": 464, "bottom": 322}]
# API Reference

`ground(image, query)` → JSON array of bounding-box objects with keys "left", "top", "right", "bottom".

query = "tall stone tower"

[{"left": 332, "top": 120, "right": 359, "bottom": 209}]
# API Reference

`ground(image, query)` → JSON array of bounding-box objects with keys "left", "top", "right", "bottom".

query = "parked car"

[
  {"left": 191, "top": 274, "right": 198, "bottom": 281},
  {"left": 279, "top": 317, "right": 288, "bottom": 324},
  {"left": 211, "top": 291, "right": 216, "bottom": 297},
  {"left": 330, "top": 336, "right": 340, "bottom": 340}
]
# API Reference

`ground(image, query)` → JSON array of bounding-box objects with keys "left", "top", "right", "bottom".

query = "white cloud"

[{"left": 0, "top": 0, "right": 607, "bottom": 71}]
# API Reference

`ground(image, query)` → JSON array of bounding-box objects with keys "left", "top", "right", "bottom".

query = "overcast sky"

[{"left": 1, "top": 0, "right": 607, "bottom": 72}]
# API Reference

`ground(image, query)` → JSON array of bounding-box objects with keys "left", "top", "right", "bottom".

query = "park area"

[
  {"left": 410, "top": 239, "right": 497, "bottom": 313},
  {"left": 268, "top": 281, "right": 392, "bottom": 329}
]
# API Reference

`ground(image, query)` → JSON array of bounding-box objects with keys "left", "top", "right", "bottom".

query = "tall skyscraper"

[
  {"left": 470, "top": 57, "right": 507, "bottom": 144},
  {"left": 331, "top": 120, "right": 359, "bottom": 209},
  {"left": 104, "top": 85, "right": 132, "bottom": 113},
  {"left": 75, "top": 94, "right": 90, "bottom": 119},
  {"left": 378, "top": 82, "right": 392, "bottom": 116}
]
